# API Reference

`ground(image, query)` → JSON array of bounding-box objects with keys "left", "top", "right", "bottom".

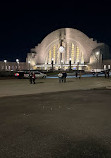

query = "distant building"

[
  {"left": 26, "top": 28, "right": 111, "bottom": 71},
  {"left": 0, "top": 61, "right": 27, "bottom": 71},
  {"left": 0, "top": 28, "right": 111, "bottom": 72}
]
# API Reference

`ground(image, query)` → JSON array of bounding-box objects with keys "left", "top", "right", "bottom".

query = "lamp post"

[
  {"left": 95, "top": 52, "right": 99, "bottom": 76},
  {"left": 51, "top": 58, "right": 54, "bottom": 71},
  {"left": 4, "top": 60, "right": 7, "bottom": 71},
  {"left": 28, "top": 61, "right": 30, "bottom": 70},
  {"left": 61, "top": 60, "right": 63, "bottom": 69},
  {"left": 16, "top": 59, "right": 19, "bottom": 71},
  {"left": 69, "top": 58, "right": 71, "bottom": 71},
  {"left": 59, "top": 46, "right": 64, "bottom": 69},
  {"left": 77, "top": 62, "right": 79, "bottom": 71}
]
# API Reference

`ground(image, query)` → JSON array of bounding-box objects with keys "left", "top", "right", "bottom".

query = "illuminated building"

[{"left": 26, "top": 28, "right": 110, "bottom": 71}]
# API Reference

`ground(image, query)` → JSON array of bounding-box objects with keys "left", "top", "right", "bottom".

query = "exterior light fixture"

[
  {"left": 96, "top": 51, "right": 99, "bottom": 56},
  {"left": 16, "top": 59, "right": 19, "bottom": 63},
  {"left": 28, "top": 61, "right": 31, "bottom": 70},
  {"left": 4, "top": 60, "right": 7, "bottom": 63},
  {"left": 4, "top": 60, "right": 7, "bottom": 71},
  {"left": 16, "top": 59, "right": 19, "bottom": 71}
]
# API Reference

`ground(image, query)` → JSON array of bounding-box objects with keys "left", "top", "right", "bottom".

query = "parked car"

[
  {"left": 24, "top": 71, "right": 47, "bottom": 79},
  {"left": 15, "top": 70, "right": 47, "bottom": 79}
]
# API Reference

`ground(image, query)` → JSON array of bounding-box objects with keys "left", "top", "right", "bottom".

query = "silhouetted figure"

[
  {"left": 96, "top": 72, "right": 98, "bottom": 77},
  {"left": 105, "top": 71, "right": 107, "bottom": 78},
  {"left": 107, "top": 70, "right": 110, "bottom": 78},
  {"left": 79, "top": 71, "right": 82, "bottom": 79},
  {"left": 29, "top": 71, "right": 32, "bottom": 84},
  {"left": 62, "top": 72, "right": 67, "bottom": 82},
  {"left": 75, "top": 71, "right": 78, "bottom": 78},
  {"left": 92, "top": 72, "right": 95, "bottom": 76},
  {"left": 58, "top": 72, "right": 63, "bottom": 83},
  {"left": 32, "top": 72, "right": 36, "bottom": 84}
]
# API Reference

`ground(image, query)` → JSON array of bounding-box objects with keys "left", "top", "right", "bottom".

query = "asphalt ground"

[{"left": 0, "top": 89, "right": 111, "bottom": 158}]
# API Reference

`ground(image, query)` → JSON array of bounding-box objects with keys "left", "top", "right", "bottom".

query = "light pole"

[
  {"left": 77, "top": 62, "right": 79, "bottom": 71},
  {"left": 59, "top": 46, "right": 64, "bottom": 69},
  {"left": 51, "top": 58, "right": 54, "bottom": 71},
  {"left": 61, "top": 60, "right": 63, "bottom": 69},
  {"left": 4, "top": 60, "right": 7, "bottom": 71},
  {"left": 95, "top": 52, "right": 99, "bottom": 76},
  {"left": 16, "top": 59, "right": 19, "bottom": 71},
  {"left": 28, "top": 61, "right": 30, "bottom": 70},
  {"left": 69, "top": 58, "right": 71, "bottom": 71}
]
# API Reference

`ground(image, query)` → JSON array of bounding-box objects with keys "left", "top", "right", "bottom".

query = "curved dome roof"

[{"left": 34, "top": 28, "right": 103, "bottom": 63}]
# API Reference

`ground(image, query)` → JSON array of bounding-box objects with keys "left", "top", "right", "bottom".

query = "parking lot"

[{"left": 0, "top": 77, "right": 111, "bottom": 157}]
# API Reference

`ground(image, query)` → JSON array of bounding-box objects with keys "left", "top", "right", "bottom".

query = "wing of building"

[{"left": 26, "top": 28, "right": 111, "bottom": 71}]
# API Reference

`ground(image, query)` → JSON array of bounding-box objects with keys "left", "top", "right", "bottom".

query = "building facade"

[
  {"left": 26, "top": 28, "right": 111, "bottom": 71},
  {"left": 0, "top": 61, "right": 27, "bottom": 71}
]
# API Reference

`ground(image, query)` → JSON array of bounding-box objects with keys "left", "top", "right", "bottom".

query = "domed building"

[{"left": 26, "top": 28, "right": 110, "bottom": 71}]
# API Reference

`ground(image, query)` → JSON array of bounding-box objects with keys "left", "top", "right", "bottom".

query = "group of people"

[
  {"left": 58, "top": 72, "right": 67, "bottom": 83},
  {"left": 29, "top": 72, "right": 36, "bottom": 84}
]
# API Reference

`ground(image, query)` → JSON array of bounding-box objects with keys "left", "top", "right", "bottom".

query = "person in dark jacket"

[
  {"left": 75, "top": 71, "right": 78, "bottom": 78},
  {"left": 32, "top": 72, "right": 36, "bottom": 84},
  {"left": 62, "top": 72, "right": 67, "bottom": 83},
  {"left": 29, "top": 71, "right": 32, "bottom": 84}
]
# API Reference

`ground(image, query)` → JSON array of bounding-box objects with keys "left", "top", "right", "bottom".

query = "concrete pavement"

[{"left": 0, "top": 77, "right": 111, "bottom": 97}]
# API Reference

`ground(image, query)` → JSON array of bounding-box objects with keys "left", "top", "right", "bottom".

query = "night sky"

[{"left": 0, "top": 0, "right": 111, "bottom": 62}]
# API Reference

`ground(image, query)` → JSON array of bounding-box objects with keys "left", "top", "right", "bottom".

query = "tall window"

[
  {"left": 76, "top": 46, "right": 80, "bottom": 63},
  {"left": 53, "top": 45, "right": 56, "bottom": 64},
  {"left": 48, "top": 50, "right": 51, "bottom": 64},
  {"left": 81, "top": 52, "right": 84, "bottom": 64},
  {"left": 71, "top": 43, "right": 74, "bottom": 64}
]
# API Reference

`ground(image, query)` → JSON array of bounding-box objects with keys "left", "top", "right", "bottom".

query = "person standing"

[
  {"left": 32, "top": 72, "right": 36, "bottom": 84},
  {"left": 62, "top": 71, "right": 67, "bottom": 82},
  {"left": 29, "top": 71, "right": 32, "bottom": 84},
  {"left": 75, "top": 71, "right": 78, "bottom": 78},
  {"left": 58, "top": 72, "right": 63, "bottom": 83},
  {"left": 107, "top": 70, "right": 110, "bottom": 78},
  {"left": 79, "top": 71, "right": 82, "bottom": 79}
]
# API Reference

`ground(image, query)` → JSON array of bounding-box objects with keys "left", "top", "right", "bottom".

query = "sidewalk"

[{"left": 0, "top": 77, "right": 111, "bottom": 97}]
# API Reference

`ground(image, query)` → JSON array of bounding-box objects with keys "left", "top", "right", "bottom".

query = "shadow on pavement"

[{"left": 52, "top": 138, "right": 111, "bottom": 158}]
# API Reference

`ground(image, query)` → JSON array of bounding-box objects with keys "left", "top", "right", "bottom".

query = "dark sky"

[{"left": 0, "top": 0, "right": 111, "bottom": 62}]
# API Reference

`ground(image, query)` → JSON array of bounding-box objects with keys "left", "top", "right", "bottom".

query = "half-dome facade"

[{"left": 26, "top": 28, "right": 110, "bottom": 70}]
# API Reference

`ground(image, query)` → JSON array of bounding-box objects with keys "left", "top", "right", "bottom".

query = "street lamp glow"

[
  {"left": 52, "top": 58, "right": 54, "bottom": 61},
  {"left": 96, "top": 51, "right": 99, "bottom": 55},
  {"left": 4, "top": 60, "right": 7, "bottom": 63},
  {"left": 69, "top": 58, "right": 71, "bottom": 61},
  {"left": 16, "top": 59, "right": 19, "bottom": 63}
]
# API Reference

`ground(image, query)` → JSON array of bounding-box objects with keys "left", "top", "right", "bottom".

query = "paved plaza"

[
  {"left": 0, "top": 77, "right": 111, "bottom": 97},
  {"left": 0, "top": 77, "right": 111, "bottom": 157}
]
